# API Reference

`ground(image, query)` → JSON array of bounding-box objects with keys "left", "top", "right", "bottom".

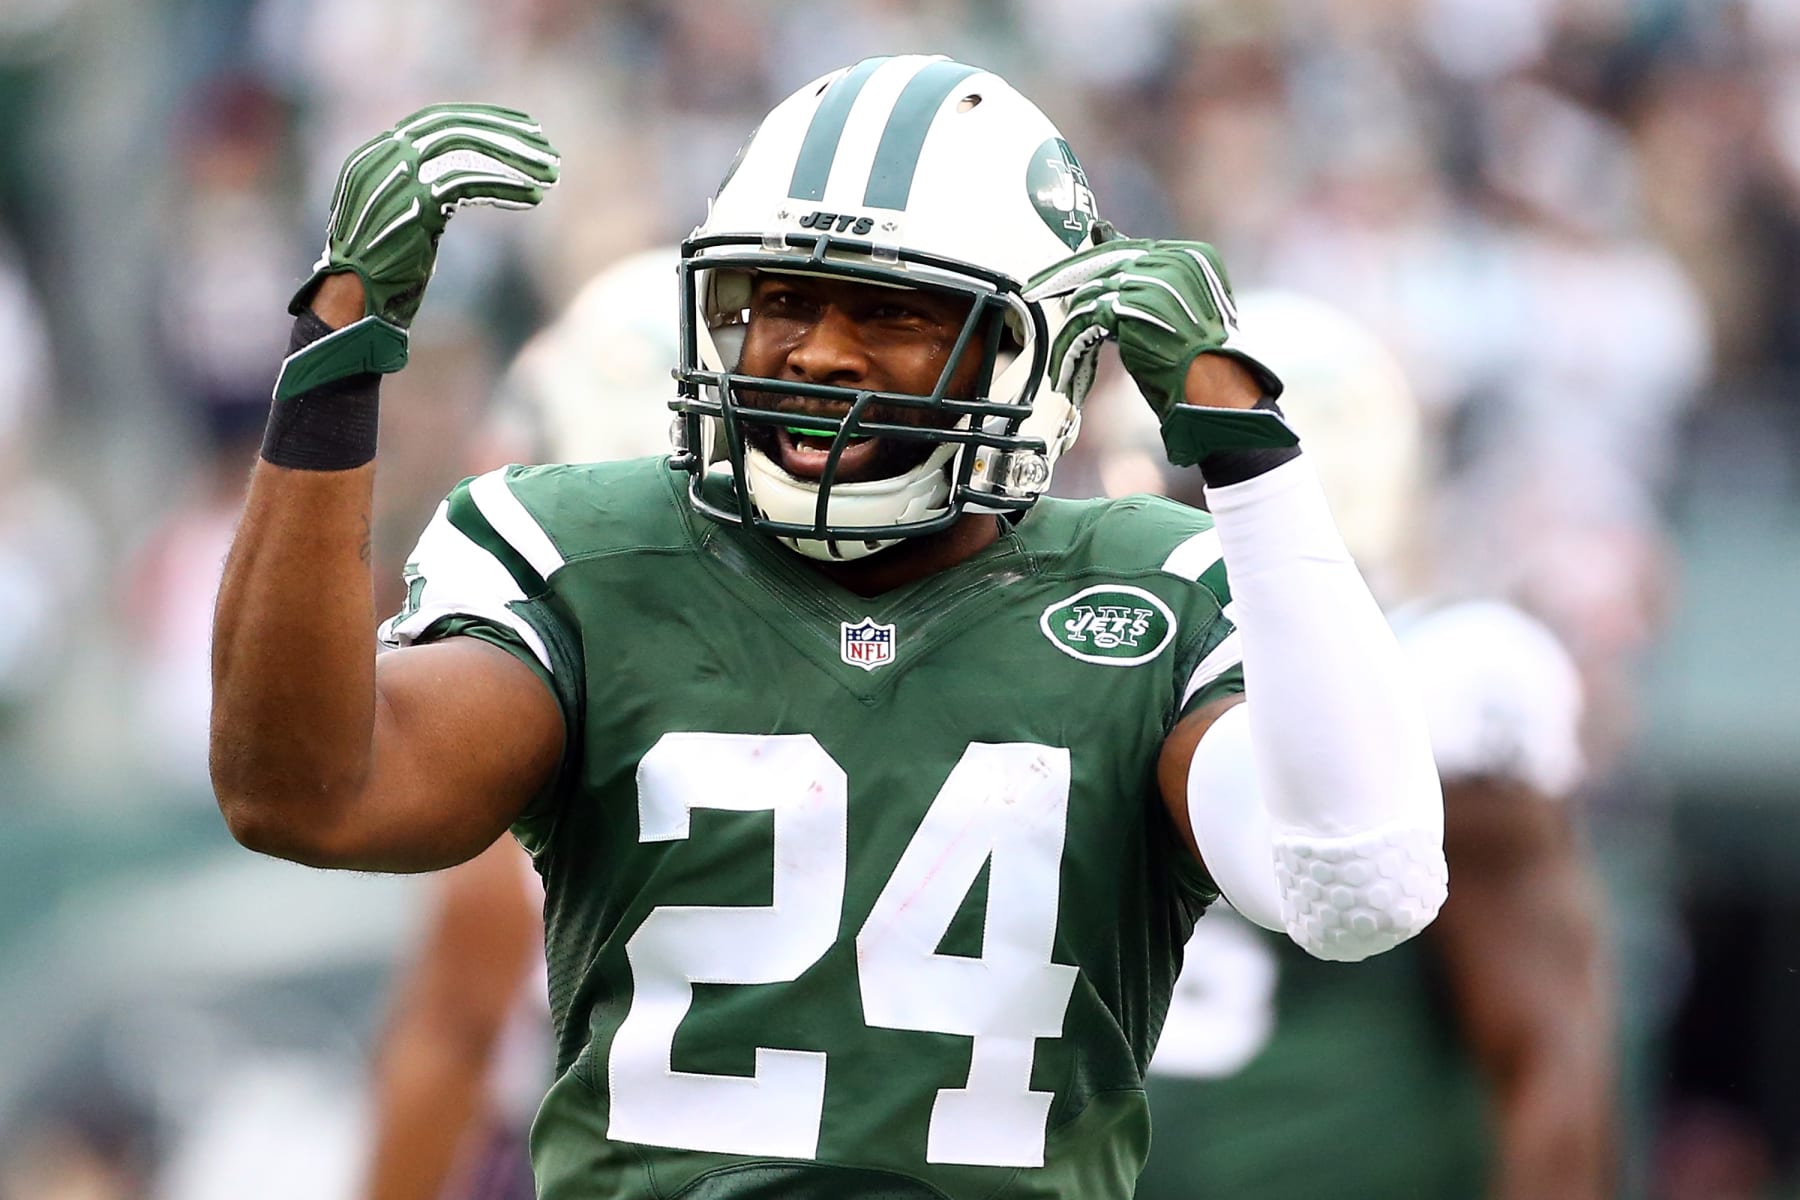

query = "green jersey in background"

[{"left": 1138, "top": 910, "right": 1489, "bottom": 1198}]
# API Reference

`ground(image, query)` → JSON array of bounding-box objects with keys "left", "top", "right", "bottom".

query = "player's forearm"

[
  {"left": 363, "top": 845, "right": 539, "bottom": 1199},
  {"left": 1470, "top": 895, "right": 1614, "bottom": 1198},
  {"left": 1490, "top": 1046, "right": 1614, "bottom": 1200},
  {"left": 210, "top": 458, "right": 381, "bottom": 857},
  {"left": 1483, "top": 983, "right": 1615, "bottom": 1200},
  {"left": 1202, "top": 455, "right": 1445, "bottom": 959},
  {"left": 211, "top": 271, "right": 389, "bottom": 854},
  {"left": 362, "top": 1014, "right": 495, "bottom": 1200}
]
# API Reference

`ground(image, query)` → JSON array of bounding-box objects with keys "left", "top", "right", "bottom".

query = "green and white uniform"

[
  {"left": 381, "top": 457, "right": 1245, "bottom": 1200},
  {"left": 1137, "top": 600, "right": 1583, "bottom": 1199}
]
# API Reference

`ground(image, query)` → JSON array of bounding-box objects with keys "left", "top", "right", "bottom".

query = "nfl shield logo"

[{"left": 840, "top": 617, "right": 896, "bottom": 671}]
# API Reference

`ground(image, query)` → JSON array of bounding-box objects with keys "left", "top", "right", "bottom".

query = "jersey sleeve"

[
  {"left": 377, "top": 467, "right": 584, "bottom": 839},
  {"left": 1160, "top": 527, "right": 1244, "bottom": 718},
  {"left": 1397, "top": 601, "right": 1584, "bottom": 797},
  {"left": 1149, "top": 525, "right": 1241, "bottom": 907},
  {"left": 380, "top": 469, "right": 569, "bottom": 665}
]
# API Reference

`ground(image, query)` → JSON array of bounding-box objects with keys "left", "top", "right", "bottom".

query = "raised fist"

[{"left": 294, "top": 102, "right": 561, "bottom": 328}]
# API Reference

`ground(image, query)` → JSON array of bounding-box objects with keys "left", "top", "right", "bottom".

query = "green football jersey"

[
  {"left": 381, "top": 458, "right": 1243, "bottom": 1200},
  {"left": 1135, "top": 910, "right": 1488, "bottom": 1199}
]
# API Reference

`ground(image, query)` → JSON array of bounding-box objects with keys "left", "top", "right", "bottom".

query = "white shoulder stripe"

[
  {"left": 1161, "top": 529, "right": 1222, "bottom": 582},
  {"left": 378, "top": 500, "right": 554, "bottom": 674},
  {"left": 471, "top": 469, "right": 565, "bottom": 580},
  {"left": 1182, "top": 631, "right": 1242, "bottom": 708}
]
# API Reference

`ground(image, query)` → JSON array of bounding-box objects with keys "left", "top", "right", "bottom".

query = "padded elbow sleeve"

[
  {"left": 1187, "top": 703, "right": 1448, "bottom": 960},
  {"left": 1271, "top": 824, "right": 1448, "bottom": 961}
]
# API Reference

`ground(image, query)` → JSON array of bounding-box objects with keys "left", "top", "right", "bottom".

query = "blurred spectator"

[
  {"left": 6, "top": 2, "right": 1800, "bottom": 1195},
  {"left": 156, "top": 72, "right": 300, "bottom": 447},
  {"left": 0, "top": 238, "right": 99, "bottom": 748}
]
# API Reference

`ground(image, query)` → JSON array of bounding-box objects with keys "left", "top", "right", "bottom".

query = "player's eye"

[
  {"left": 756, "top": 287, "right": 813, "bottom": 318},
  {"left": 869, "top": 301, "right": 933, "bottom": 325}
]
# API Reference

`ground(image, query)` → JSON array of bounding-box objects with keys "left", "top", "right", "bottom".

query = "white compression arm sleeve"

[{"left": 1190, "top": 457, "right": 1446, "bottom": 961}]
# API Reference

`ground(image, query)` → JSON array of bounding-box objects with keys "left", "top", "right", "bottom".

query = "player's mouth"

[
  {"left": 749, "top": 399, "right": 942, "bottom": 483},
  {"left": 772, "top": 424, "right": 888, "bottom": 482}
]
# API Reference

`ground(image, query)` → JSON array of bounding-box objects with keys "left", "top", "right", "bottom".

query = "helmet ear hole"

[
  {"left": 957, "top": 93, "right": 983, "bottom": 113},
  {"left": 1002, "top": 305, "right": 1027, "bottom": 350},
  {"left": 713, "top": 270, "right": 752, "bottom": 313}
]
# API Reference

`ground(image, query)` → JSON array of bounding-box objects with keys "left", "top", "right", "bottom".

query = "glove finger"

[
  {"left": 446, "top": 195, "right": 541, "bottom": 213},
  {"left": 1024, "top": 240, "right": 1153, "bottom": 301},
  {"left": 1164, "top": 242, "right": 1238, "bottom": 328},
  {"left": 399, "top": 108, "right": 557, "bottom": 152},
  {"left": 1089, "top": 218, "right": 1128, "bottom": 245},
  {"left": 412, "top": 123, "right": 558, "bottom": 174},
  {"left": 1112, "top": 270, "right": 1201, "bottom": 335},
  {"left": 418, "top": 135, "right": 562, "bottom": 190},
  {"left": 421, "top": 143, "right": 560, "bottom": 203},
  {"left": 434, "top": 180, "right": 551, "bottom": 215},
  {"left": 1048, "top": 311, "right": 1087, "bottom": 384},
  {"left": 1061, "top": 280, "right": 1119, "bottom": 335},
  {"left": 394, "top": 103, "right": 546, "bottom": 139},
  {"left": 1048, "top": 299, "right": 1114, "bottom": 390},
  {"left": 1051, "top": 320, "right": 1108, "bottom": 395}
]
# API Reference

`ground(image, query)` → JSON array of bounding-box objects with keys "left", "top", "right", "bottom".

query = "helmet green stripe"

[
  {"left": 862, "top": 61, "right": 981, "bottom": 211},
  {"left": 787, "top": 56, "right": 892, "bottom": 202}
]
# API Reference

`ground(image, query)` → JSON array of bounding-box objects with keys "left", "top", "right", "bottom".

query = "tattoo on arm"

[{"left": 359, "top": 511, "right": 373, "bottom": 565}]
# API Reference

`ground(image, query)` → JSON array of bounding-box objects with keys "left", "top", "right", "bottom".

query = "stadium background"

[{"left": 0, "top": 1, "right": 1795, "bottom": 1196}]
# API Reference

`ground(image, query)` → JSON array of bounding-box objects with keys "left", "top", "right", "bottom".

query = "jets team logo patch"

[
  {"left": 840, "top": 617, "right": 896, "bottom": 671},
  {"left": 1027, "top": 137, "right": 1098, "bottom": 250},
  {"left": 1039, "top": 586, "right": 1176, "bottom": 666}
]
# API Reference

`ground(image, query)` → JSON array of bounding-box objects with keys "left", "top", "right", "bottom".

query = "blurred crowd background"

[{"left": 0, "top": 0, "right": 1796, "bottom": 1196}]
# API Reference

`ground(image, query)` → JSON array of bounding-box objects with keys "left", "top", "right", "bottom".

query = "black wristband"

[
  {"left": 1197, "top": 395, "right": 1302, "bottom": 488},
  {"left": 260, "top": 310, "right": 381, "bottom": 470}
]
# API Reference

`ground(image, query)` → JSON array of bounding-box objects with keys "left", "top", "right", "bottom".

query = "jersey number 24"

[{"left": 608, "top": 731, "right": 1078, "bottom": 1169}]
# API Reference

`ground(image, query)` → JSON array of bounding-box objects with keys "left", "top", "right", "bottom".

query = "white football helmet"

[
  {"left": 489, "top": 246, "right": 680, "bottom": 463},
  {"left": 1229, "top": 290, "right": 1426, "bottom": 597},
  {"left": 674, "top": 54, "right": 1105, "bottom": 560}
]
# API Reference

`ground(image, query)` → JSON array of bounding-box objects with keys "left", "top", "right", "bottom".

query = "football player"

[
  {"left": 211, "top": 60, "right": 1446, "bottom": 1198},
  {"left": 358, "top": 247, "right": 680, "bottom": 1200},
  {"left": 1136, "top": 292, "right": 1614, "bottom": 1200}
]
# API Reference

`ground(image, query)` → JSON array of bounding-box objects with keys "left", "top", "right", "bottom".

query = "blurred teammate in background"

[
  {"left": 359, "top": 248, "right": 678, "bottom": 1200},
  {"left": 1135, "top": 292, "right": 1614, "bottom": 1200}
]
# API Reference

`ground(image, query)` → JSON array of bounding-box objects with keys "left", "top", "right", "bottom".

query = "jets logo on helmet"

[
  {"left": 673, "top": 55, "right": 1106, "bottom": 561},
  {"left": 1028, "top": 138, "right": 1097, "bottom": 251}
]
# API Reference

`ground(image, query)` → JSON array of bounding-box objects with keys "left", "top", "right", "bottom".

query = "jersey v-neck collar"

[{"left": 682, "top": 493, "right": 1039, "bottom": 701}]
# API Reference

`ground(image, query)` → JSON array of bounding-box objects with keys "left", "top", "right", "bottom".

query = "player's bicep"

[
  {"left": 345, "top": 637, "right": 564, "bottom": 872},
  {"left": 1158, "top": 695, "right": 1285, "bottom": 933},
  {"left": 355, "top": 468, "right": 580, "bottom": 869}
]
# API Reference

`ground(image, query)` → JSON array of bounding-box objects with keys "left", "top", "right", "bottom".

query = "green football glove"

[
  {"left": 1026, "top": 236, "right": 1292, "bottom": 466},
  {"left": 275, "top": 103, "right": 561, "bottom": 401}
]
